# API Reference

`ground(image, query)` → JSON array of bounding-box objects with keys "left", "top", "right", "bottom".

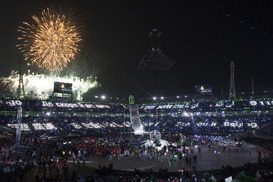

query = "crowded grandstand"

[{"left": 0, "top": 97, "right": 272, "bottom": 137}]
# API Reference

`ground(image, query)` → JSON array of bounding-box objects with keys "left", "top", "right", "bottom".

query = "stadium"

[
  {"left": 1, "top": 94, "right": 273, "bottom": 181},
  {"left": 1, "top": 1, "right": 273, "bottom": 182}
]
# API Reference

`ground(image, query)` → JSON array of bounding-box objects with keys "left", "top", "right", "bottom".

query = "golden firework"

[{"left": 17, "top": 8, "right": 82, "bottom": 71}]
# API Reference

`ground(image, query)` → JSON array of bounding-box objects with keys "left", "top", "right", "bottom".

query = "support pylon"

[
  {"left": 15, "top": 106, "right": 22, "bottom": 149},
  {"left": 229, "top": 61, "right": 236, "bottom": 100},
  {"left": 17, "top": 59, "right": 25, "bottom": 98},
  {"left": 251, "top": 77, "right": 255, "bottom": 99}
]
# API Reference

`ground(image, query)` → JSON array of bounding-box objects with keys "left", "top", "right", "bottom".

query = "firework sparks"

[
  {"left": 17, "top": 8, "right": 82, "bottom": 71},
  {"left": 0, "top": 70, "right": 98, "bottom": 100}
]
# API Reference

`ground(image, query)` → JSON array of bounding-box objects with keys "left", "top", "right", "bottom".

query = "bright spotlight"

[
  {"left": 176, "top": 96, "right": 180, "bottom": 98},
  {"left": 153, "top": 97, "right": 156, "bottom": 100},
  {"left": 95, "top": 96, "right": 98, "bottom": 98},
  {"left": 101, "top": 95, "right": 106, "bottom": 100},
  {"left": 183, "top": 112, "right": 190, "bottom": 117},
  {"left": 160, "top": 97, "right": 164, "bottom": 100}
]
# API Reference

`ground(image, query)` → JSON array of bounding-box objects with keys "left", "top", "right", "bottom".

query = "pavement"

[
  {"left": 0, "top": 143, "right": 263, "bottom": 181},
  {"left": 77, "top": 144, "right": 259, "bottom": 172}
]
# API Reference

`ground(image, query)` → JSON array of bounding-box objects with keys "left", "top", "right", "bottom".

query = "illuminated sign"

[
  {"left": 81, "top": 122, "right": 103, "bottom": 129},
  {"left": 70, "top": 123, "right": 82, "bottom": 129},
  {"left": 2, "top": 99, "right": 273, "bottom": 112},
  {"left": 55, "top": 102, "right": 79, "bottom": 108},
  {"left": 84, "top": 104, "right": 96, "bottom": 109},
  {"left": 221, "top": 121, "right": 258, "bottom": 128},
  {"left": 6, "top": 100, "right": 22, "bottom": 107},
  {"left": 173, "top": 104, "right": 183, "bottom": 109},
  {"left": 157, "top": 105, "right": 173, "bottom": 109},
  {"left": 95, "top": 104, "right": 111, "bottom": 109},
  {"left": 250, "top": 101, "right": 257, "bottom": 106},
  {"left": 78, "top": 103, "right": 85, "bottom": 108},
  {"left": 226, "top": 101, "right": 234, "bottom": 108},
  {"left": 223, "top": 121, "right": 242, "bottom": 128},
  {"left": 42, "top": 101, "right": 54, "bottom": 107},
  {"left": 215, "top": 102, "right": 224, "bottom": 107},
  {"left": 32, "top": 123, "right": 57, "bottom": 130},
  {"left": 191, "top": 103, "right": 199, "bottom": 109},
  {"left": 142, "top": 105, "right": 156, "bottom": 110},
  {"left": 7, "top": 123, "right": 30, "bottom": 131},
  {"left": 176, "top": 122, "right": 191, "bottom": 126},
  {"left": 196, "top": 122, "right": 217, "bottom": 127},
  {"left": 247, "top": 122, "right": 258, "bottom": 128}
]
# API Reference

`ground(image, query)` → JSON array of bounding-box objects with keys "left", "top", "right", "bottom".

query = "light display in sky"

[
  {"left": 17, "top": 8, "right": 82, "bottom": 71},
  {"left": 0, "top": 70, "right": 98, "bottom": 100}
]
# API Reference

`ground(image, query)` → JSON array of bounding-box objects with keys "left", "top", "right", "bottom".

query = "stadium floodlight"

[
  {"left": 176, "top": 96, "right": 180, "bottom": 98},
  {"left": 160, "top": 97, "right": 164, "bottom": 100},
  {"left": 153, "top": 97, "right": 157, "bottom": 100},
  {"left": 183, "top": 112, "right": 189, "bottom": 117},
  {"left": 101, "top": 95, "right": 106, "bottom": 100},
  {"left": 185, "top": 95, "right": 188, "bottom": 98},
  {"left": 95, "top": 96, "right": 98, "bottom": 98}
]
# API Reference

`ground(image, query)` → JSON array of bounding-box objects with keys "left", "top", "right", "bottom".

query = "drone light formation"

[{"left": 17, "top": 8, "right": 82, "bottom": 71}]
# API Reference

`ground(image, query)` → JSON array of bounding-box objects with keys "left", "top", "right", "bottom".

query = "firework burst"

[
  {"left": 0, "top": 70, "right": 98, "bottom": 100},
  {"left": 17, "top": 8, "right": 82, "bottom": 71}
]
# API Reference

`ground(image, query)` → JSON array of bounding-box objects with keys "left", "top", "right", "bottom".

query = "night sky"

[{"left": 1, "top": 0, "right": 273, "bottom": 100}]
